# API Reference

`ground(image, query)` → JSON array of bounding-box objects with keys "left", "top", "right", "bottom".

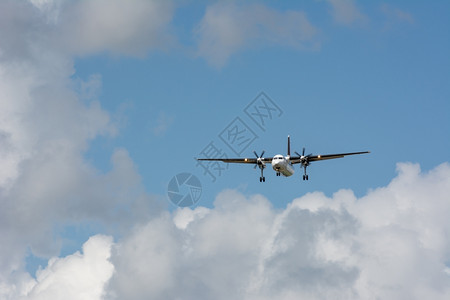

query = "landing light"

[
  {"left": 245, "top": 158, "right": 248, "bottom": 162},
  {"left": 318, "top": 155, "right": 321, "bottom": 158}
]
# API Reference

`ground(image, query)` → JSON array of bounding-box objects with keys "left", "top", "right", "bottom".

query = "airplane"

[{"left": 197, "top": 136, "right": 370, "bottom": 182}]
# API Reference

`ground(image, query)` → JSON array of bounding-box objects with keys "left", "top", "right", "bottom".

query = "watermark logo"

[
  {"left": 167, "top": 173, "right": 202, "bottom": 207},
  {"left": 196, "top": 141, "right": 229, "bottom": 182},
  {"left": 168, "top": 92, "right": 282, "bottom": 207},
  {"left": 219, "top": 117, "right": 258, "bottom": 156},
  {"left": 195, "top": 91, "right": 283, "bottom": 183},
  {"left": 244, "top": 92, "right": 283, "bottom": 131}
]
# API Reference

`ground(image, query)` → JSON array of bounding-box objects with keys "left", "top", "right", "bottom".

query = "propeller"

[
  {"left": 253, "top": 150, "right": 265, "bottom": 159},
  {"left": 295, "top": 148, "right": 312, "bottom": 165},
  {"left": 253, "top": 150, "right": 265, "bottom": 169}
]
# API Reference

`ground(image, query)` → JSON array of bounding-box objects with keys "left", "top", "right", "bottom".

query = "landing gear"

[
  {"left": 276, "top": 172, "right": 281, "bottom": 177},
  {"left": 259, "top": 164, "right": 266, "bottom": 183},
  {"left": 297, "top": 147, "right": 311, "bottom": 181},
  {"left": 302, "top": 166, "right": 309, "bottom": 181}
]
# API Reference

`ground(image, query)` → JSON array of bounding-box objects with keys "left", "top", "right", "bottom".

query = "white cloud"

[
  {"left": 1, "top": 1, "right": 449, "bottom": 299},
  {"left": 20, "top": 235, "right": 114, "bottom": 300},
  {"left": 105, "top": 162, "right": 450, "bottom": 299},
  {"left": 0, "top": 0, "right": 165, "bottom": 293},
  {"left": 29, "top": 0, "right": 65, "bottom": 25},
  {"left": 3, "top": 162, "right": 450, "bottom": 299},
  {"left": 194, "top": 3, "right": 319, "bottom": 67},
  {"left": 0, "top": 0, "right": 175, "bottom": 59},
  {"left": 107, "top": 213, "right": 182, "bottom": 299},
  {"left": 57, "top": 0, "right": 176, "bottom": 57},
  {"left": 108, "top": 191, "right": 276, "bottom": 300},
  {"left": 326, "top": 0, "right": 367, "bottom": 26}
]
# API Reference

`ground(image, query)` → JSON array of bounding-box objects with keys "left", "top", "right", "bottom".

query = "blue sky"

[
  {"left": 1, "top": 1, "right": 450, "bottom": 299},
  {"left": 77, "top": 0, "right": 449, "bottom": 205}
]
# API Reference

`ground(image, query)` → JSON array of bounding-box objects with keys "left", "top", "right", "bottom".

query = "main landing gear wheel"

[
  {"left": 259, "top": 177, "right": 265, "bottom": 182},
  {"left": 303, "top": 175, "right": 309, "bottom": 181}
]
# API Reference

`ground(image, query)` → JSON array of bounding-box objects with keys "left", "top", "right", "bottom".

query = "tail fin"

[{"left": 287, "top": 135, "right": 291, "bottom": 156}]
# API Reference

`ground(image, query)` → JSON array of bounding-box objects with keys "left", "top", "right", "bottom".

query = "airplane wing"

[
  {"left": 196, "top": 157, "right": 273, "bottom": 164},
  {"left": 290, "top": 151, "right": 370, "bottom": 164}
]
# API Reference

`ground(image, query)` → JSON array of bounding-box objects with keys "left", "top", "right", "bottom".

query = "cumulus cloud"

[
  {"left": 1, "top": 1, "right": 449, "bottom": 300},
  {"left": 194, "top": 3, "right": 319, "bottom": 67},
  {"left": 56, "top": 0, "right": 175, "bottom": 56},
  {"left": 19, "top": 235, "right": 114, "bottom": 300},
  {"left": 104, "top": 162, "right": 450, "bottom": 299},
  {"left": 0, "top": 0, "right": 175, "bottom": 61},
  {"left": 3, "top": 161, "right": 450, "bottom": 299},
  {"left": 0, "top": 0, "right": 166, "bottom": 294}
]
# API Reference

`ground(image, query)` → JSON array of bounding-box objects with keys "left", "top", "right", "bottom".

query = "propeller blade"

[
  {"left": 295, "top": 151, "right": 301, "bottom": 157},
  {"left": 253, "top": 150, "right": 265, "bottom": 165},
  {"left": 302, "top": 147, "right": 305, "bottom": 156}
]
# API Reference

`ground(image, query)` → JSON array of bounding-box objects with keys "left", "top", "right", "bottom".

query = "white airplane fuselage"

[{"left": 271, "top": 155, "right": 294, "bottom": 177}]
